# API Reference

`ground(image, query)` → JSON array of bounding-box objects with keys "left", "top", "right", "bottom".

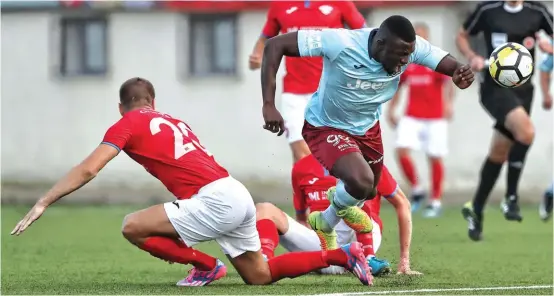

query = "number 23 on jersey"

[{"left": 150, "top": 117, "right": 212, "bottom": 159}]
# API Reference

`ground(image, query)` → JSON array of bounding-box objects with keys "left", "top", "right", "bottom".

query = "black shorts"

[{"left": 479, "top": 82, "right": 534, "bottom": 140}]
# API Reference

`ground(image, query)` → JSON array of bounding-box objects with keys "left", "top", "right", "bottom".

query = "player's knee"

[
  {"left": 396, "top": 147, "right": 410, "bottom": 158},
  {"left": 255, "top": 203, "right": 277, "bottom": 220},
  {"left": 344, "top": 171, "right": 375, "bottom": 199},
  {"left": 121, "top": 214, "right": 142, "bottom": 245},
  {"left": 514, "top": 124, "right": 535, "bottom": 145}
]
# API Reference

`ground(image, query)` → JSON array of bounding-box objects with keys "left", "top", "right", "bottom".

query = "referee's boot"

[
  {"left": 501, "top": 195, "right": 523, "bottom": 222},
  {"left": 461, "top": 202, "right": 483, "bottom": 242}
]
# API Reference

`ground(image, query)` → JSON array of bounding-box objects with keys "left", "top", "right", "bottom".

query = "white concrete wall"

[{"left": 1, "top": 7, "right": 552, "bottom": 195}]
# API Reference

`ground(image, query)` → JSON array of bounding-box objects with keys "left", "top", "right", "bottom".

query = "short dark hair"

[
  {"left": 119, "top": 77, "right": 155, "bottom": 107},
  {"left": 379, "top": 15, "right": 416, "bottom": 43}
]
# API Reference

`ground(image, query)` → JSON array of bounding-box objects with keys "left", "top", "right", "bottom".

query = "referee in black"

[{"left": 456, "top": 0, "right": 553, "bottom": 241}]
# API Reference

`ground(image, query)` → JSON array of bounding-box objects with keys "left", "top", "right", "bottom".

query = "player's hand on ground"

[
  {"left": 249, "top": 54, "right": 262, "bottom": 70},
  {"left": 396, "top": 258, "right": 423, "bottom": 276},
  {"left": 11, "top": 203, "right": 47, "bottom": 236},
  {"left": 452, "top": 65, "right": 474, "bottom": 89},
  {"left": 262, "top": 104, "right": 286, "bottom": 136},
  {"left": 543, "top": 92, "right": 552, "bottom": 110},
  {"left": 469, "top": 55, "right": 486, "bottom": 72}
]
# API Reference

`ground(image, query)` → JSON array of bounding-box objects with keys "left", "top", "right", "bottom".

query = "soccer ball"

[{"left": 488, "top": 42, "right": 533, "bottom": 88}]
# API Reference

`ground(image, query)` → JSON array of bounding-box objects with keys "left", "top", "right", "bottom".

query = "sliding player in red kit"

[
  {"left": 249, "top": 0, "right": 366, "bottom": 163},
  {"left": 11, "top": 77, "right": 372, "bottom": 287},
  {"left": 254, "top": 156, "right": 422, "bottom": 280},
  {"left": 386, "top": 23, "right": 454, "bottom": 218}
]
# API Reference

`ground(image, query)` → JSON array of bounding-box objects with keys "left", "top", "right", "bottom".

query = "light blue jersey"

[{"left": 298, "top": 28, "right": 449, "bottom": 135}]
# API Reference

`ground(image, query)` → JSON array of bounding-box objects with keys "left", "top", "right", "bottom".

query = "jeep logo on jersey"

[
  {"left": 319, "top": 5, "right": 333, "bottom": 15},
  {"left": 346, "top": 79, "right": 386, "bottom": 90}
]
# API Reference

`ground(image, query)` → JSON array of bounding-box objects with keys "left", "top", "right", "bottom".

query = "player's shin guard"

[
  {"left": 256, "top": 219, "right": 279, "bottom": 260},
  {"left": 473, "top": 158, "right": 503, "bottom": 217},
  {"left": 267, "top": 251, "right": 331, "bottom": 281},
  {"left": 141, "top": 237, "right": 217, "bottom": 271},
  {"left": 506, "top": 142, "right": 530, "bottom": 201}
]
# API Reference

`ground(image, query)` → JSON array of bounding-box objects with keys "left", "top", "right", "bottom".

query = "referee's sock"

[
  {"left": 506, "top": 142, "right": 530, "bottom": 202},
  {"left": 472, "top": 158, "right": 503, "bottom": 218}
]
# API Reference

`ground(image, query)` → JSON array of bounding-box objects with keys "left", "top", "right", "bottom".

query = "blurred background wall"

[{"left": 1, "top": 0, "right": 552, "bottom": 204}]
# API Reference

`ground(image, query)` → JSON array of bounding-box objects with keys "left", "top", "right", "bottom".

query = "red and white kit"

[
  {"left": 280, "top": 155, "right": 398, "bottom": 257},
  {"left": 102, "top": 108, "right": 261, "bottom": 258},
  {"left": 395, "top": 64, "right": 450, "bottom": 157},
  {"left": 261, "top": 0, "right": 366, "bottom": 143}
]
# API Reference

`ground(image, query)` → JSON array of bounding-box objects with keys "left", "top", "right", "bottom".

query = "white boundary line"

[{"left": 307, "top": 285, "right": 554, "bottom": 296}]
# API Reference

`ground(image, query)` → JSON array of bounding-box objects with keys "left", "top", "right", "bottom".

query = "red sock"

[
  {"left": 256, "top": 219, "right": 279, "bottom": 260},
  {"left": 431, "top": 158, "right": 444, "bottom": 200},
  {"left": 356, "top": 232, "right": 374, "bottom": 258},
  {"left": 267, "top": 249, "right": 347, "bottom": 282},
  {"left": 141, "top": 237, "right": 217, "bottom": 271},
  {"left": 399, "top": 154, "right": 418, "bottom": 187}
]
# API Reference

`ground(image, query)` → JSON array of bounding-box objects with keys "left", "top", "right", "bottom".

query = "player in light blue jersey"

[
  {"left": 538, "top": 36, "right": 553, "bottom": 221},
  {"left": 261, "top": 16, "right": 474, "bottom": 251}
]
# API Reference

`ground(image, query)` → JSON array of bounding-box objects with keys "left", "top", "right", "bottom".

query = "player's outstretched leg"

[
  {"left": 309, "top": 153, "right": 375, "bottom": 250},
  {"left": 229, "top": 242, "right": 373, "bottom": 286},
  {"left": 539, "top": 182, "right": 553, "bottom": 222},
  {"left": 121, "top": 204, "right": 226, "bottom": 286}
]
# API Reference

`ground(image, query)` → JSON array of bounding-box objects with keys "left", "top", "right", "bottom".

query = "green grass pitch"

[{"left": 2, "top": 205, "right": 553, "bottom": 295}]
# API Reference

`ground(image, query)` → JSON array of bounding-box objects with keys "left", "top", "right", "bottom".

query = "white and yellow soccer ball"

[{"left": 488, "top": 42, "right": 533, "bottom": 88}]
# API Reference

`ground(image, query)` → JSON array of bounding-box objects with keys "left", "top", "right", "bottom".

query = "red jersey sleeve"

[
  {"left": 377, "top": 165, "right": 399, "bottom": 198},
  {"left": 261, "top": 4, "right": 280, "bottom": 38},
  {"left": 339, "top": 1, "right": 366, "bottom": 29},
  {"left": 291, "top": 165, "right": 308, "bottom": 214},
  {"left": 101, "top": 116, "right": 133, "bottom": 152}
]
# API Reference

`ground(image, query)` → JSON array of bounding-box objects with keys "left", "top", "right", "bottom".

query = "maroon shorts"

[{"left": 302, "top": 121, "right": 384, "bottom": 179}]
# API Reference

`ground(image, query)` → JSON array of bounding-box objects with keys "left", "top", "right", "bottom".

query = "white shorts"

[
  {"left": 395, "top": 116, "right": 448, "bottom": 157},
  {"left": 279, "top": 215, "right": 382, "bottom": 274},
  {"left": 163, "top": 176, "right": 261, "bottom": 258},
  {"left": 281, "top": 93, "right": 311, "bottom": 143}
]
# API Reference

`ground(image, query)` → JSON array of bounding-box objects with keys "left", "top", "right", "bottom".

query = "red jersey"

[
  {"left": 261, "top": 1, "right": 366, "bottom": 94},
  {"left": 102, "top": 108, "right": 229, "bottom": 199},
  {"left": 292, "top": 155, "right": 398, "bottom": 214},
  {"left": 400, "top": 64, "right": 450, "bottom": 119}
]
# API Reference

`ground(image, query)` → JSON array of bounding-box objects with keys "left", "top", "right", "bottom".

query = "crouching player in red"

[
  {"left": 255, "top": 155, "right": 421, "bottom": 277},
  {"left": 11, "top": 77, "right": 372, "bottom": 287}
]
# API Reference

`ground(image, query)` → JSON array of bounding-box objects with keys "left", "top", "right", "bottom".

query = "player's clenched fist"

[
  {"left": 452, "top": 64, "right": 474, "bottom": 89},
  {"left": 262, "top": 104, "right": 286, "bottom": 136}
]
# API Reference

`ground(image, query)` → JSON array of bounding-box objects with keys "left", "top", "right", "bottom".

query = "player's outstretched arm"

[
  {"left": 261, "top": 32, "right": 300, "bottom": 105},
  {"left": 385, "top": 189, "right": 422, "bottom": 275},
  {"left": 11, "top": 144, "right": 119, "bottom": 236},
  {"left": 435, "top": 55, "right": 474, "bottom": 90},
  {"left": 261, "top": 32, "right": 300, "bottom": 135}
]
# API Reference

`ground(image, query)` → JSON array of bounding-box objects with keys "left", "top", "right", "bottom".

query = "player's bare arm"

[
  {"left": 261, "top": 32, "right": 300, "bottom": 136},
  {"left": 249, "top": 36, "right": 267, "bottom": 70},
  {"left": 385, "top": 189, "right": 421, "bottom": 275},
  {"left": 435, "top": 55, "right": 474, "bottom": 89},
  {"left": 540, "top": 66, "right": 552, "bottom": 110},
  {"left": 11, "top": 144, "right": 119, "bottom": 236},
  {"left": 456, "top": 29, "right": 485, "bottom": 72}
]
